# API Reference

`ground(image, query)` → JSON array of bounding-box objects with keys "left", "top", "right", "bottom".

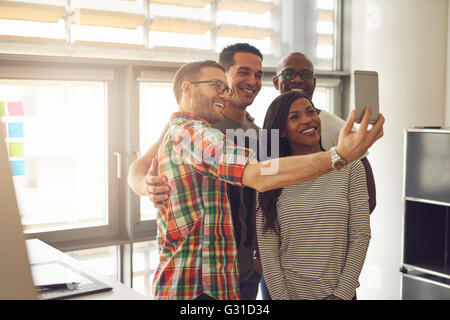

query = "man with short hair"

[
  {"left": 129, "top": 43, "right": 268, "bottom": 299},
  {"left": 215, "top": 43, "right": 264, "bottom": 299},
  {"left": 150, "top": 59, "right": 383, "bottom": 300},
  {"left": 152, "top": 60, "right": 244, "bottom": 300}
]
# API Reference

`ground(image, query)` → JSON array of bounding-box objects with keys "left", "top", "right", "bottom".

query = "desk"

[{"left": 26, "top": 239, "right": 148, "bottom": 300}]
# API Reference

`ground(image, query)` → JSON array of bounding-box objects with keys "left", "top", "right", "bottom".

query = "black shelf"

[
  {"left": 403, "top": 201, "right": 448, "bottom": 275},
  {"left": 402, "top": 129, "right": 450, "bottom": 299}
]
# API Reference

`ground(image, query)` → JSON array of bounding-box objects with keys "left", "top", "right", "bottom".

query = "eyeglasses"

[
  {"left": 190, "top": 79, "right": 233, "bottom": 97},
  {"left": 277, "top": 69, "right": 315, "bottom": 81}
]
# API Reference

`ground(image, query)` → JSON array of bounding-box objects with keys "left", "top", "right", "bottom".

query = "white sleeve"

[{"left": 319, "top": 111, "right": 345, "bottom": 150}]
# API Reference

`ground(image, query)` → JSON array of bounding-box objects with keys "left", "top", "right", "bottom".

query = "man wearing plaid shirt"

[{"left": 150, "top": 60, "right": 384, "bottom": 300}]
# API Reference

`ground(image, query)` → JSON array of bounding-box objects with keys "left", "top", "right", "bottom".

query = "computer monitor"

[{"left": 0, "top": 128, "right": 36, "bottom": 299}]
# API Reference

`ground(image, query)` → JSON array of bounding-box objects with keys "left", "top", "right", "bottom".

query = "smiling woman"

[
  {"left": 281, "top": 97, "right": 322, "bottom": 155},
  {"left": 257, "top": 90, "right": 371, "bottom": 300}
]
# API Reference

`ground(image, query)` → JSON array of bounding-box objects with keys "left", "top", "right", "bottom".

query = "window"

[
  {"left": 132, "top": 240, "right": 159, "bottom": 298},
  {"left": 215, "top": 0, "right": 275, "bottom": 54},
  {"left": 281, "top": 0, "right": 342, "bottom": 71},
  {"left": 316, "top": 0, "right": 340, "bottom": 70},
  {"left": 70, "top": 0, "right": 146, "bottom": 47},
  {"left": 0, "top": 0, "right": 279, "bottom": 54},
  {"left": 67, "top": 245, "right": 119, "bottom": 281},
  {"left": 0, "top": 0, "right": 66, "bottom": 43},
  {"left": 0, "top": 61, "right": 124, "bottom": 247},
  {"left": 0, "top": 79, "right": 108, "bottom": 234},
  {"left": 139, "top": 81, "right": 177, "bottom": 221},
  {"left": 148, "top": 2, "right": 212, "bottom": 50}
]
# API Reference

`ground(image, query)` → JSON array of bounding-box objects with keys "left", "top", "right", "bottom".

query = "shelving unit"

[{"left": 401, "top": 128, "right": 450, "bottom": 300}]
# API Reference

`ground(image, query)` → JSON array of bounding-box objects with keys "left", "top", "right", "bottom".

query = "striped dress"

[{"left": 256, "top": 160, "right": 371, "bottom": 300}]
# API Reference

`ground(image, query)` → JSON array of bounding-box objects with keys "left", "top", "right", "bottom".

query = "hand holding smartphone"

[{"left": 354, "top": 70, "right": 379, "bottom": 124}]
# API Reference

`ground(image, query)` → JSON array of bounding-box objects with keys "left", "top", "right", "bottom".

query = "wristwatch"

[{"left": 330, "top": 147, "right": 348, "bottom": 170}]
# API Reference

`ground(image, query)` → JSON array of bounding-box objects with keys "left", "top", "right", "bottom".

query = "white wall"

[{"left": 350, "top": 0, "right": 448, "bottom": 299}]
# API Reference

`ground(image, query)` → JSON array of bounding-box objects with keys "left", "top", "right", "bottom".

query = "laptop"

[{"left": 0, "top": 129, "right": 112, "bottom": 300}]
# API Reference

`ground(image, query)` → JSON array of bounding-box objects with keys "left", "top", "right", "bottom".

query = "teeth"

[
  {"left": 242, "top": 89, "right": 254, "bottom": 94},
  {"left": 302, "top": 128, "right": 315, "bottom": 134},
  {"left": 215, "top": 103, "right": 224, "bottom": 109},
  {"left": 291, "top": 88, "right": 304, "bottom": 93}
]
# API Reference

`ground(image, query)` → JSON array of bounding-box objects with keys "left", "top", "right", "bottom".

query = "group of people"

[{"left": 127, "top": 43, "right": 385, "bottom": 300}]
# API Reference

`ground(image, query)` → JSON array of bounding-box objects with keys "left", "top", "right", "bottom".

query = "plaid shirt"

[{"left": 152, "top": 112, "right": 255, "bottom": 300}]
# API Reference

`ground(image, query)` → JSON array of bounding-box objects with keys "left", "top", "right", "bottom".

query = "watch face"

[
  {"left": 333, "top": 159, "right": 346, "bottom": 170},
  {"left": 330, "top": 147, "right": 347, "bottom": 170}
]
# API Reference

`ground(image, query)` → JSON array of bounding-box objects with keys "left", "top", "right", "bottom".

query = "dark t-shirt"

[{"left": 213, "top": 115, "right": 260, "bottom": 283}]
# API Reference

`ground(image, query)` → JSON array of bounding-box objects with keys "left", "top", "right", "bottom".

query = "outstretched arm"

[
  {"left": 127, "top": 141, "right": 169, "bottom": 208},
  {"left": 243, "top": 108, "right": 384, "bottom": 193}
]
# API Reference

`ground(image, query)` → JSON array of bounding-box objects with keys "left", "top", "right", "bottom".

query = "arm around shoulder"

[{"left": 127, "top": 140, "right": 161, "bottom": 196}]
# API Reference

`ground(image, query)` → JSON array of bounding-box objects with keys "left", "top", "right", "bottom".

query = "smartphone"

[{"left": 354, "top": 70, "right": 379, "bottom": 124}]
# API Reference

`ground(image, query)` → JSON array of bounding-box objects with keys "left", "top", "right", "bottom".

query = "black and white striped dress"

[{"left": 256, "top": 160, "right": 371, "bottom": 300}]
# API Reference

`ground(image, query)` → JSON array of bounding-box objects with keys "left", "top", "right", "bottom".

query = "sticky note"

[
  {"left": 10, "top": 160, "right": 25, "bottom": 176},
  {"left": 8, "top": 122, "right": 24, "bottom": 138},
  {"left": 0, "top": 101, "right": 5, "bottom": 117},
  {"left": 2, "top": 122, "right": 7, "bottom": 138},
  {"left": 8, "top": 142, "right": 24, "bottom": 157},
  {"left": 8, "top": 102, "right": 24, "bottom": 116}
]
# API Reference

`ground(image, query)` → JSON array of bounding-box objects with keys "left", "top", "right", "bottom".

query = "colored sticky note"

[
  {"left": 8, "top": 122, "right": 24, "bottom": 138},
  {"left": 2, "top": 122, "right": 7, "bottom": 138},
  {"left": 8, "top": 102, "right": 24, "bottom": 116},
  {"left": 8, "top": 142, "right": 24, "bottom": 157},
  {"left": 0, "top": 101, "right": 5, "bottom": 117},
  {"left": 10, "top": 160, "right": 25, "bottom": 176}
]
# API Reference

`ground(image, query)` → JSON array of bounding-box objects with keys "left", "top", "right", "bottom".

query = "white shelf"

[
  {"left": 402, "top": 264, "right": 450, "bottom": 281},
  {"left": 406, "top": 127, "right": 450, "bottom": 133},
  {"left": 404, "top": 197, "right": 450, "bottom": 207}
]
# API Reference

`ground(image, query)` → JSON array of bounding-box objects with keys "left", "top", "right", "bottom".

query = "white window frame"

[{"left": 0, "top": 57, "right": 124, "bottom": 249}]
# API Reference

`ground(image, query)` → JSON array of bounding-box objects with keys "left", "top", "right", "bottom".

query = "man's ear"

[
  {"left": 181, "top": 81, "right": 192, "bottom": 99},
  {"left": 273, "top": 75, "right": 279, "bottom": 90}
]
